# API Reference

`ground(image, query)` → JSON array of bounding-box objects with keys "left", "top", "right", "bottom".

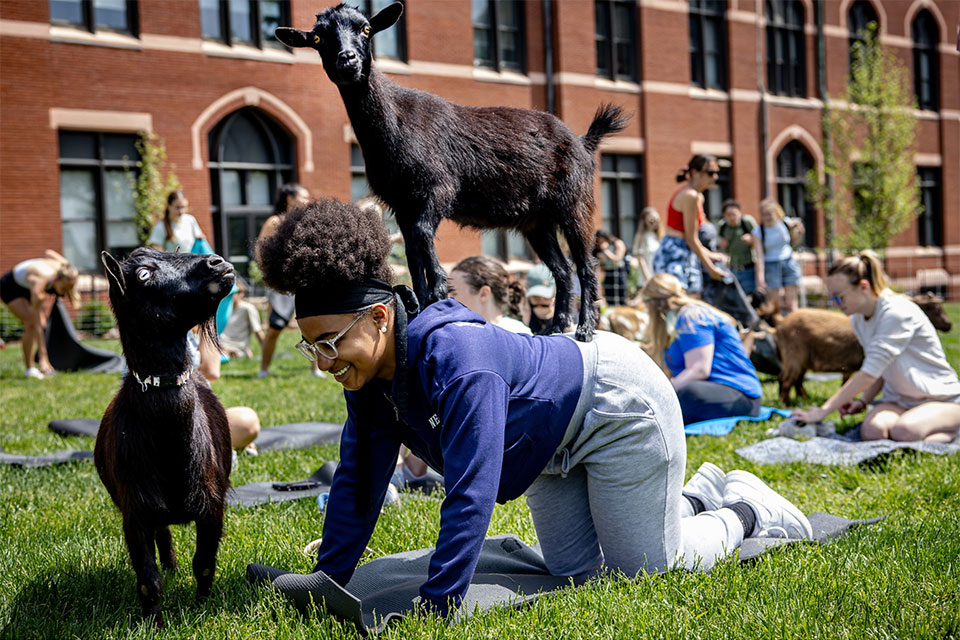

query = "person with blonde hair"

[
  {"left": 793, "top": 252, "right": 960, "bottom": 442},
  {"left": 758, "top": 199, "right": 803, "bottom": 313},
  {"left": 642, "top": 273, "right": 762, "bottom": 425},
  {"left": 0, "top": 249, "right": 80, "bottom": 378},
  {"left": 631, "top": 206, "right": 662, "bottom": 287}
]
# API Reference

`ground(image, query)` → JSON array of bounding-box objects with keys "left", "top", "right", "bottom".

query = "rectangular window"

[
  {"left": 766, "top": 0, "right": 806, "bottom": 97},
  {"left": 916, "top": 167, "right": 942, "bottom": 247},
  {"left": 689, "top": 0, "right": 726, "bottom": 90},
  {"left": 595, "top": 0, "right": 636, "bottom": 81},
  {"left": 50, "top": 0, "right": 138, "bottom": 35},
  {"left": 362, "top": 0, "right": 407, "bottom": 61},
  {"left": 58, "top": 131, "right": 140, "bottom": 271},
  {"left": 199, "top": 0, "right": 290, "bottom": 49},
  {"left": 473, "top": 0, "right": 525, "bottom": 73},
  {"left": 600, "top": 154, "right": 644, "bottom": 245}
]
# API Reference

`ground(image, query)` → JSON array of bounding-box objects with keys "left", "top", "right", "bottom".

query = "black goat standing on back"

[
  {"left": 276, "top": 1, "right": 629, "bottom": 341},
  {"left": 95, "top": 248, "right": 234, "bottom": 627}
]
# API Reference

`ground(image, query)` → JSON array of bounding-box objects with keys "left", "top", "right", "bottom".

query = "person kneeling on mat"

[
  {"left": 642, "top": 273, "right": 763, "bottom": 425},
  {"left": 253, "top": 200, "right": 813, "bottom": 617}
]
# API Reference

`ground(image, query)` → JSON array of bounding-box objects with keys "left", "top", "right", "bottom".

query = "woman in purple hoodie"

[{"left": 251, "top": 199, "right": 812, "bottom": 618}]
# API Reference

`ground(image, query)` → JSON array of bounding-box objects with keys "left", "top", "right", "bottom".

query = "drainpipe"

[
  {"left": 542, "top": 0, "right": 555, "bottom": 114},
  {"left": 756, "top": 0, "right": 769, "bottom": 199},
  {"left": 817, "top": 0, "right": 835, "bottom": 268}
]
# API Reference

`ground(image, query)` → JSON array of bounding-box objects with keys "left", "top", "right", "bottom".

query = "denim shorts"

[
  {"left": 764, "top": 255, "right": 802, "bottom": 289},
  {"left": 653, "top": 236, "right": 703, "bottom": 294},
  {"left": 732, "top": 266, "right": 756, "bottom": 294}
]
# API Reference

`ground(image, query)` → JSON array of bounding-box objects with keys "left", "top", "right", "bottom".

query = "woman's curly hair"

[{"left": 256, "top": 198, "right": 393, "bottom": 294}]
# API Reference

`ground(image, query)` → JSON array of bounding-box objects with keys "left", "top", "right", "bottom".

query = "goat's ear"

[
  {"left": 100, "top": 251, "right": 126, "bottom": 297},
  {"left": 275, "top": 27, "right": 311, "bottom": 48},
  {"left": 369, "top": 1, "right": 403, "bottom": 35}
]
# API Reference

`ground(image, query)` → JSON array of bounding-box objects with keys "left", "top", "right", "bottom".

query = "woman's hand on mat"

[
  {"left": 792, "top": 406, "right": 828, "bottom": 424},
  {"left": 838, "top": 399, "right": 866, "bottom": 416}
]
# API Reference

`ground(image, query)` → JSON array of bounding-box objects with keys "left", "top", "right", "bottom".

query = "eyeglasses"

[
  {"left": 829, "top": 288, "right": 853, "bottom": 307},
  {"left": 296, "top": 310, "right": 368, "bottom": 362}
]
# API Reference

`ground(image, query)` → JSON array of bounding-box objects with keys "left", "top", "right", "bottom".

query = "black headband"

[{"left": 295, "top": 278, "right": 395, "bottom": 318}]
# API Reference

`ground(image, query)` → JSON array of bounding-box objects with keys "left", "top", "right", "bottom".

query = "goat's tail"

[{"left": 581, "top": 103, "right": 630, "bottom": 154}]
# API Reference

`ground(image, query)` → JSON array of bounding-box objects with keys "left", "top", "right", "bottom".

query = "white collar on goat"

[{"left": 131, "top": 369, "right": 192, "bottom": 392}]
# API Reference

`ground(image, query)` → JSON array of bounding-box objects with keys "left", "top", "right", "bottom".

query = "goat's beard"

[{"left": 197, "top": 316, "right": 222, "bottom": 356}]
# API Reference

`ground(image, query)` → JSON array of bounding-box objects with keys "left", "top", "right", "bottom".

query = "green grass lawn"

[{"left": 1, "top": 307, "right": 958, "bottom": 639}]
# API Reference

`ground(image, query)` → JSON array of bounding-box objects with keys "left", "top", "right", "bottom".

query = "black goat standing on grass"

[
  {"left": 276, "top": 1, "right": 629, "bottom": 341},
  {"left": 95, "top": 248, "right": 234, "bottom": 627}
]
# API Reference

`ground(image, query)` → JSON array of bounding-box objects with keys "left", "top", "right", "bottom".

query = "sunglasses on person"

[
  {"left": 296, "top": 310, "right": 369, "bottom": 361},
  {"left": 529, "top": 302, "right": 553, "bottom": 309}
]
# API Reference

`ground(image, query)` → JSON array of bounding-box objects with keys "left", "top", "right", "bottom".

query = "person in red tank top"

[{"left": 652, "top": 155, "right": 727, "bottom": 294}]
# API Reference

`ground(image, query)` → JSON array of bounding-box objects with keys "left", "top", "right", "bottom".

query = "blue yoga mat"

[{"left": 684, "top": 406, "right": 791, "bottom": 436}]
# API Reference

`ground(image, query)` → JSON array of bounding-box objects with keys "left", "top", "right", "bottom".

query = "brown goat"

[
  {"left": 772, "top": 308, "right": 864, "bottom": 405},
  {"left": 912, "top": 293, "right": 952, "bottom": 332}
]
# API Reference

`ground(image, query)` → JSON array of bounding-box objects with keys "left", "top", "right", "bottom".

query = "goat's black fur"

[
  {"left": 95, "top": 248, "right": 234, "bottom": 627},
  {"left": 276, "top": 2, "right": 629, "bottom": 340}
]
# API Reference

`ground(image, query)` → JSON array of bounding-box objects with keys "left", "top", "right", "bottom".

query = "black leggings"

[{"left": 675, "top": 381, "right": 761, "bottom": 425}]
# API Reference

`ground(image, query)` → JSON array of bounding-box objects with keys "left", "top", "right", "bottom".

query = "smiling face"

[{"left": 297, "top": 304, "right": 395, "bottom": 390}]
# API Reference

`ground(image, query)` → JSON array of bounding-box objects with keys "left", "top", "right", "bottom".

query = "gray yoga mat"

[
  {"left": 0, "top": 449, "right": 93, "bottom": 468},
  {"left": 228, "top": 461, "right": 336, "bottom": 508},
  {"left": 247, "top": 512, "right": 880, "bottom": 635},
  {"left": 48, "top": 418, "right": 343, "bottom": 452},
  {"left": 736, "top": 425, "right": 960, "bottom": 466}
]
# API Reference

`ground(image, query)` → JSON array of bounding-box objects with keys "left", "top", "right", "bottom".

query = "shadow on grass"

[{"left": 2, "top": 563, "right": 260, "bottom": 637}]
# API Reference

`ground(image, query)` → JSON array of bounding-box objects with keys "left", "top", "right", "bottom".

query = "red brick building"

[{"left": 1, "top": 0, "right": 958, "bottom": 296}]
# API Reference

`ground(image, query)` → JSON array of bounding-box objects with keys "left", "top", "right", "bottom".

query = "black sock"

[
  {"left": 727, "top": 501, "right": 757, "bottom": 537},
  {"left": 684, "top": 494, "right": 706, "bottom": 515}
]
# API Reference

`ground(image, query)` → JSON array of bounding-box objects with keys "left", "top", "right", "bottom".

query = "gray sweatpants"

[{"left": 525, "top": 331, "right": 744, "bottom": 577}]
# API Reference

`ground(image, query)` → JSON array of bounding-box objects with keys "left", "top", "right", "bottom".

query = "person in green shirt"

[{"left": 717, "top": 199, "right": 765, "bottom": 294}]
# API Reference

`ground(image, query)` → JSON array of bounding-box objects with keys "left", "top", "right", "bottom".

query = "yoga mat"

[
  {"left": 736, "top": 424, "right": 960, "bottom": 466},
  {"left": 45, "top": 300, "right": 125, "bottom": 373},
  {"left": 684, "top": 407, "right": 792, "bottom": 436},
  {"left": 247, "top": 512, "right": 880, "bottom": 635},
  {"left": 49, "top": 419, "right": 343, "bottom": 452},
  {"left": 228, "top": 461, "right": 336, "bottom": 508},
  {"left": 0, "top": 449, "right": 93, "bottom": 468}
]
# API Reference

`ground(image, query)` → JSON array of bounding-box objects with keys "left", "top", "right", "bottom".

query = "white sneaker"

[
  {"left": 723, "top": 470, "right": 813, "bottom": 540},
  {"left": 682, "top": 462, "right": 725, "bottom": 512},
  {"left": 25, "top": 367, "right": 44, "bottom": 379}
]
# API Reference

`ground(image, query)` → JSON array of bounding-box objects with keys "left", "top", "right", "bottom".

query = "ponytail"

[{"left": 827, "top": 250, "right": 887, "bottom": 297}]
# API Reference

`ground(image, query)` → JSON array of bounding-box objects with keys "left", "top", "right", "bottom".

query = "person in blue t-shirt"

[
  {"left": 249, "top": 200, "right": 811, "bottom": 619},
  {"left": 642, "top": 273, "right": 762, "bottom": 424}
]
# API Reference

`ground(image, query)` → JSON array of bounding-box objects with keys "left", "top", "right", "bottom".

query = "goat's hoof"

[{"left": 574, "top": 326, "right": 595, "bottom": 342}]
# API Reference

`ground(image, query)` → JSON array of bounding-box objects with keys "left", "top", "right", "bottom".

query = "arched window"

[
  {"left": 766, "top": 0, "right": 805, "bottom": 97},
  {"left": 775, "top": 141, "right": 815, "bottom": 248},
  {"left": 848, "top": 0, "right": 878, "bottom": 75},
  {"left": 911, "top": 10, "right": 938, "bottom": 111},
  {"left": 208, "top": 107, "right": 294, "bottom": 280}
]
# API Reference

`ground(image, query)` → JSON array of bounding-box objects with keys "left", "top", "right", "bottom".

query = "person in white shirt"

[
  {"left": 148, "top": 191, "right": 205, "bottom": 252},
  {"left": 220, "top": 281, "right": 264, "bottom": 358},
  {"left": 447, "top": 255, "right": 532, "bottom": 335},
  {"left": 794, "top": 251, "right": 960, "bottom": 443}
]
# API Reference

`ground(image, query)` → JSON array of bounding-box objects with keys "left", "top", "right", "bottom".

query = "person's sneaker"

[
  {"left": 682, "top": 462, "right": 725, "bottom": 512},
  {"left": 25, "top": 367, "right": 44, "bottom": 379},
  {"left": 244, "top": 442, "right": 259, "bottom": 456},
  {"left": 723, "top": 470, "right": 813, "bottom": 540},
  {"left": 257, "top": 370, "right": 269, "bottom": 378}
]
